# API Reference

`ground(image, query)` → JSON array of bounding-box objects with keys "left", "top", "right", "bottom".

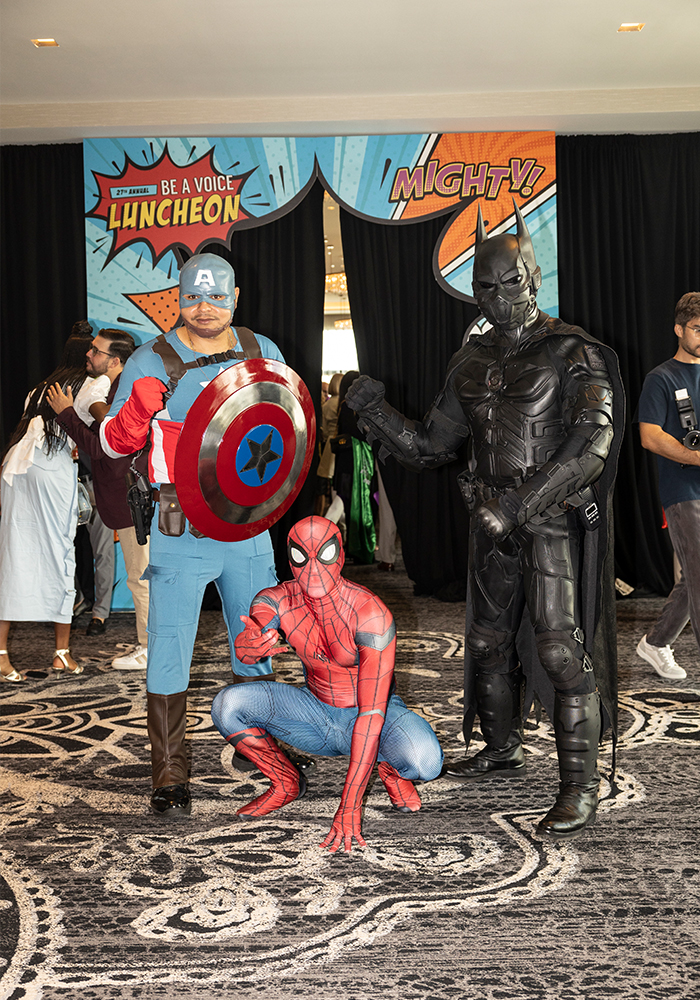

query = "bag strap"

[{"left": 153, "top": 327, "right": 262, "bottom": 403}]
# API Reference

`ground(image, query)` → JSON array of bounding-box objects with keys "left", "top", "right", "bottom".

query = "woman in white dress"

[{"left": 0, "top": 336, "right": 101, "bottom": 680}]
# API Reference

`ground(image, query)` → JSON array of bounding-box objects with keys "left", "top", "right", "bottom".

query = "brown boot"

[{"left": 147, "top": 691, "right": 191, "bottom": 818}]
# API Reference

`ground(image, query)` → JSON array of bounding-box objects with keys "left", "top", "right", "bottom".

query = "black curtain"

[
  {"left": 340, "top": 210, "right": 478, "bottom": 596},
  {"left": 1, "top": 143, "right": 87, "bottom": 448},
  {"left": 201, "top": 182, "right": 326, "bottom": 573},
  {"left": 557, "top": 133, "right": 700, "bottom": 595}
]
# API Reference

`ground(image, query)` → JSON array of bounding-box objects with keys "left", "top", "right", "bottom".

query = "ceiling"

[{"left": 1, "top": 0, "right": 699, "bottom": 145}]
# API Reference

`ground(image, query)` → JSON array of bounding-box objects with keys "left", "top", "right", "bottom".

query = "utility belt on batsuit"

[
  {"left": 456, "top": 470, "right": 600, "bottom": 531},
  {"left": 152, "top": 484, "right": 205, "bottom": 539},
  {"left": 457, "top": 470, "right": 534, "bottom": 512}
]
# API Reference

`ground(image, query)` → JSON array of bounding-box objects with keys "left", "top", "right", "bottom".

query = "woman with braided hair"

[{"left": 0, "top": 334, "right": 100, "bottom": 679}]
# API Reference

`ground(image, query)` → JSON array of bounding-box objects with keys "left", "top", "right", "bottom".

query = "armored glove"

[{"left": 345, "top": 374, "right": 385, "bottom": 415}]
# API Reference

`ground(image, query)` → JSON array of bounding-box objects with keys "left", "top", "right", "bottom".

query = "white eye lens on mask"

[
  {"left": 318, "top": 540, "right": 339, "bottom": 563},
  {"left": 289, "top": 545, "right": 307, "bottom": 566}
]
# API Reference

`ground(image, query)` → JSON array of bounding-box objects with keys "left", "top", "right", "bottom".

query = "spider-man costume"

[{"left": 211, "top": 516, "right": 443, "bottom": 852}]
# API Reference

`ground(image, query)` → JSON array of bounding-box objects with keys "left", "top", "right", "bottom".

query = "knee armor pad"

[
  {"left": 536, "top": 630, "right": 590, "bottom": 690},
  {"left": 466, "top": 623, "right": 514, "bottom": 670}
]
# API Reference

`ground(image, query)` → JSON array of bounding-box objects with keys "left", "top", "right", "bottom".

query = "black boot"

[
  {"left": 444, "top": 669, "right": 526, "bottom": 781},
  {"left": 536, "top": 691, "right": 601, "bottom": 841},
  {"left": 148, "top": 691, "right": 191, "bottom": 818}
]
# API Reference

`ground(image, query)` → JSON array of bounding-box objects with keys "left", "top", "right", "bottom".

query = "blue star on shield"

[{"left": 236, "top": 425, "right": 284, "bottom": 486}]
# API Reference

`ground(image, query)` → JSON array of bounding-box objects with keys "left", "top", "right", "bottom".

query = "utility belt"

[
  {"left": 456, "top": 470, "right": 533, "bottom": 512},
  {"left": 125, "top": 478, "right": 206, "bottom": 543},
  {"left": 457, "top": 471, "right": 600, "bottom": 531}
]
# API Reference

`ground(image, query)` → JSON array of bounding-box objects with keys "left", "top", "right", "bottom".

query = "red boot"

[
  {"left": 378, "top": 761, "right": 421, "bottom": 813},
  {"left": 231, "top": 728, "right": 306, "bottom": 817}
]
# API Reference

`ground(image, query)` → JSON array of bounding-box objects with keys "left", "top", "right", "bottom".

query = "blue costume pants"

[
  {"left": 211, "top": 681, "right": 444, "bottom": 781},
  {"left": 144, "top": 515, "right": 277, "bottom": 695}
]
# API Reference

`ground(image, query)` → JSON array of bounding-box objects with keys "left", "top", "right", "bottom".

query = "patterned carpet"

[{"left": 1, "top": 559, "right": 699, "bottom": 1000}]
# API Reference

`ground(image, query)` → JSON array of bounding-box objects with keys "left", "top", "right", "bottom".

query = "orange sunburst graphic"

[
  {"left": 125, "top": 286, "right": 180, "bottom": 334},
  {"left": 388, "top": 132, "right": 556, "bottom": 275}
]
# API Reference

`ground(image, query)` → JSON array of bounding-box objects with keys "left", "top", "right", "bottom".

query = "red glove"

[
  {"left": 320, "top": 803, "right": 366, "bottom": 853},
  {"left": 234, "top": 614, "right": 287, "bottom": 663},
  {"left": 102, "top": 377, "right": 167, "bottom": 456}
]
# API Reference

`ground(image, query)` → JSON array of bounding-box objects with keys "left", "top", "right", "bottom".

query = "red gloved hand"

[
  {"left": 320, "top": 803, "right": 366, "bottom": 853},
  {"left": 234, "top": 614, "right": 287, "bottom": 663},
  {"left": 103, "top": 376, "right": 167, "bottom": 456}
]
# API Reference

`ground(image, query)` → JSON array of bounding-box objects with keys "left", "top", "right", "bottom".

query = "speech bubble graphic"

[{"left": 87, "top": 143, "right": 252, "bottom": 267}]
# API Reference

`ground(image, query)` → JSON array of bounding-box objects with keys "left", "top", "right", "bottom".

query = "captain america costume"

[
  {"left": 211, "top": 516, "right": 443, "bottom": 852},
  {"left": 99, "top": 252, "right": 308, "bottom": 819},
  {"left": 104, "top": 325, "right": 285, "bottom": 692}
]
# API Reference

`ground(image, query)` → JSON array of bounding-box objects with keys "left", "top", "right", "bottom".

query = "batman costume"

[{"left": 346, "top": 202, "right": 624, "bottom": 840}]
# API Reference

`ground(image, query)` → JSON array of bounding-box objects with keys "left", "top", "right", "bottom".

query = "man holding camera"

[{"left": 637, "top": 292, "right": 700, "bottom": 679}]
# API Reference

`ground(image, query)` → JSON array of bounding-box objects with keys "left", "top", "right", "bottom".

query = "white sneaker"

[
  {"left": 112, "top": 644, "right": 147, "bottom": 670},
  {"left": 636, "top": 635, "right": 686, "bottom": 679}
]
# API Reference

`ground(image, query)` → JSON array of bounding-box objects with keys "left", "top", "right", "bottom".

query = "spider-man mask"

[{"left": 287, "top": 517, "right": 344, "bottom": 597}]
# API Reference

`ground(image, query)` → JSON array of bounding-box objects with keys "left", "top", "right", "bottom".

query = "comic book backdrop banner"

[
  {"left": 84, "top": 132, "right": 556, "bottom": 612},
  {"left": 84, "top": 132, "right": 557, "bottom": 341}
]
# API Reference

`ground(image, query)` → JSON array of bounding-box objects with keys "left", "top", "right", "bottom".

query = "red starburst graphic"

[{"left": 87, "top": 144, "right": 252, "bottom": 267}]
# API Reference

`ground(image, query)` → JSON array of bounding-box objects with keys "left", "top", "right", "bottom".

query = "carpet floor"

[{"left": 1, "top": 559, "right": 699, "bottom": 1000}]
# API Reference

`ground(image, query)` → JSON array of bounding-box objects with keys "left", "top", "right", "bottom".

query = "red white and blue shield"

[{"left": 174, "top": 359, "right": 316, "bottom": 541}]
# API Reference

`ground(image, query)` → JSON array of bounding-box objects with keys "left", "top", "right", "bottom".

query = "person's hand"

[
  {"left": 344, "top": 375, "right": 385, "bottom": 415},
  {"left": 234, "top": 614, "right": 288, "bottom": 663},
  {"left": 46, "top": 382, "right": 73, "bottom": 414},
  {"left": 473, "top": 498, "right": 517, "bottom": 540},
  {"left": 320, "top": 804, "right": 366, "bottom": 853}
]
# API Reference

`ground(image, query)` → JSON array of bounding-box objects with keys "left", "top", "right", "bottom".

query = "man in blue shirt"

[{"left": 637, "top": 292, "right": 700, "bottom": 679}]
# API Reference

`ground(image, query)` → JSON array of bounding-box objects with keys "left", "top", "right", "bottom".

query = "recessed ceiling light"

[
  {"left": 617, "top": 23, "right": 645, "bottom": 32},
  {"left": 31, "top": 38, "right": 59, "bottom": 47}
]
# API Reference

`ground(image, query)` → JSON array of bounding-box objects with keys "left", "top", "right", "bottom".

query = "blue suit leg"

[
  {"left": 212, "top": 682, "right": 345, "bottom": 755},
  {"left": 377, "top": 694, "right": 444, "bottom": 781},
  {"left": 145, "top": 525, "right": 223, "bottom": 695},
  {"left": 216, "top": 532, "right": 278, "bottom": 678}
]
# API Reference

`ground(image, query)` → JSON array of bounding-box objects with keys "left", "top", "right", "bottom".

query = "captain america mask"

[
  {"left": 287, "top": 517, "right": 344, "bottom": 598},
  {"left": 179, "top": 253, "right": 237, "bottom": 313}
]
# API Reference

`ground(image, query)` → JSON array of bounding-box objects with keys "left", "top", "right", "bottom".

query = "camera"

[{"left": 683, "top": 429, "right": 700, "bottom": 451}]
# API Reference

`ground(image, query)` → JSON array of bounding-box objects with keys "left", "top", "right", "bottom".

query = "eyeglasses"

[
  {"left": 685, "top": 325, "right": 700, "bottom": 335},
  {"left": 87, "top": 345, "right": 114, "bottom": 358}
]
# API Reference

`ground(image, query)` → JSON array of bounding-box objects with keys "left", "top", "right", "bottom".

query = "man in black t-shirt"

[{"left": 637, "top": 292, "right": 700, "bottom": 680}]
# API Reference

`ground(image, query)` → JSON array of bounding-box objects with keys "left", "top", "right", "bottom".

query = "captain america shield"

[{"left": 174, "top": 359, "right": 316, "bottom": 541}]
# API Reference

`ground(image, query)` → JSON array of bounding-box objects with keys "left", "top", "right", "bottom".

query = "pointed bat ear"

[
  {"left": 475, "top": 203, "right": 488, "bottom": 246},
  {"left": 512, "top": 198, "right": 536, "bottom": 270}
]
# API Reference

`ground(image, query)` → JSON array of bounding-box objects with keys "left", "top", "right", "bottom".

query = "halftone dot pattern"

[{"left": 126, "top": 286, "right": 180, "bottom": 333}]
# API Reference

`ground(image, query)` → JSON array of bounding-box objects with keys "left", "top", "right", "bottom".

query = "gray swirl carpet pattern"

[{"left": 1, "top": 563, "right": 699, "bottom": 1000}]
